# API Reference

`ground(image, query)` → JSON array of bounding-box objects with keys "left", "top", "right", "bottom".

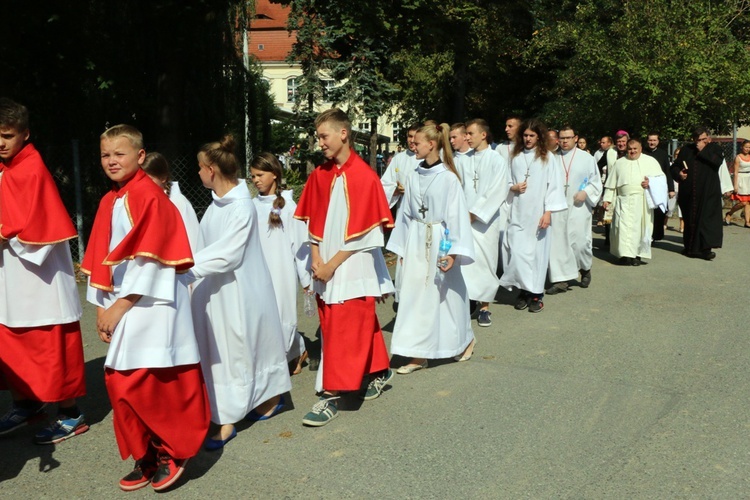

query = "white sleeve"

[{"left": 7, "top": 239, "right": 55, "bottom": 266}]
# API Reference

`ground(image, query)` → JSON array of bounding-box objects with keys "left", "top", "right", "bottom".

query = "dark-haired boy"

[{"left": 0, "top": 97, "right": 88, "bottom": 444}]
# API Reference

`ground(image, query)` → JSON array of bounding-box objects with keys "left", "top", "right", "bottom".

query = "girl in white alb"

[{"left": 250, "top": 152, "right": 312, "bottom": 376}]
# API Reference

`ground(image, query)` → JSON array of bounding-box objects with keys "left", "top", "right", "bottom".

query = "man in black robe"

[
  {"left": 670, "top": 126, "right": 724, "bottom": 260},
  {"left": 644, "top": 132, "right": 675, "bottom": 240}
]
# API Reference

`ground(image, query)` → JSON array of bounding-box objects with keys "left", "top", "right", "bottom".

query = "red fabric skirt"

[
  {"left": 730, "top": 193, "right": 750, "bottom": 202},
  {"left": 0, "top": 321, "right": 86, "bottom": 401},
  {"left": 317, "top": 296, "right": 390, "bottom": 391},
  {"left": 105, "top": 364, "right": 210, "bottom": 460}
]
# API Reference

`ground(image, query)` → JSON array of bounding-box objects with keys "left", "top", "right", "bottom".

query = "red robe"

[
  {"left": 294, "top": 150, "right": 394, "bottom": 240},
  {"left": 294, "top": 151, "right": 393, "bottom": 391},
  {"left": 0, "top": 142, "right": 85, "bottom": 401},
  {"left": 81, "top": 169, "right": 194, "bottom": 291},
  {"left": 0, "top": 143, "right": 77, "bottom": 243},
  {"left": 84, "top": 168, "right": 207, "bottom": 461}
]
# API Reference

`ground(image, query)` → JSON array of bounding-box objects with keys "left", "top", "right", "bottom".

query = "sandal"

[{"left": 724, "top": 212, "right": 732, "bottom": 225}]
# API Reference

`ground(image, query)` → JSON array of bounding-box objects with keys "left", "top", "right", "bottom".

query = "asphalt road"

[{"left": 1, "top": 219, "right": 749, "bottom": 498}]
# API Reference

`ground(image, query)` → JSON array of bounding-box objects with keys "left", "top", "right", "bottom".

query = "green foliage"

[{"left": 525, "top": 0, "right": 750, "bottom": 138}]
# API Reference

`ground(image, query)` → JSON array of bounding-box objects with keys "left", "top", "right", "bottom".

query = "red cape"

[
  {"left": 294, "top": 151, "right": 394, "bottom": 242},
  {"left": 0, "top": 143, "right": 77, "bottom": 244},
  {"left": 81, "top": 169, "right": 193, "bottom": 291}
]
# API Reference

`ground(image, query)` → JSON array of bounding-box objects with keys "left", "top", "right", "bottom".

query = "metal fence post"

[{"left": 71, "top": 139, "right": 85, "bottom": 262}]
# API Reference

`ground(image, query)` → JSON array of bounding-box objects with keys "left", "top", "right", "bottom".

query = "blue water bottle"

[
  {"left": 578, "top": 177, "right": 588, "bottom": 191},
  {"left": 437, "top": 228, "right": 452, "bottom": 270}
]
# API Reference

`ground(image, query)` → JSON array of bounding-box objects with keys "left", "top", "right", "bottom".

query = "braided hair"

[
  {"left": 142, "top": 152, "right": 173, "bottom": 196},
  {"left": 251, "top": 152, "right": 285, "bottom": 229}
]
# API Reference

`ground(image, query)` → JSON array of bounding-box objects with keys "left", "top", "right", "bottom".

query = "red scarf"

[
  {"left": 81, "top": 169, "right": 193, "bottom": 291},
  {"left": 294, "top": 151, "right": 393, "bottom": 242},
  {"left": 0, "top": 143, "right": 77, "bottom": 244}
]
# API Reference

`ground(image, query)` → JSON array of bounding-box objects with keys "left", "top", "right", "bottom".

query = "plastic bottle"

[
  {"left": 578, "top": 177, "right": 588, "bottom": 191},
  {"left": 303, "top": 290, "right": 316, "bottom": 317},
  {"left": 437, "top": 228, "right": 452, "bottom": 270}
]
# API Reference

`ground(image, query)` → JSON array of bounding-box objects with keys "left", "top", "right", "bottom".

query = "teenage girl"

[
  {"left": 142, "top": 152, "right": 200, "bottom": 252},
  {"left": 250, "top": 152, "right": 311, "bottom": 376},
  {"left": 187, "top": 135, "right": 291, "bottom": 450},
  {"left": 386, "top": 123, "right": 476, "bottom": 374}
]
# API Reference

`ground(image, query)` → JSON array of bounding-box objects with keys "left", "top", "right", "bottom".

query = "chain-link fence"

[{"left": 43, "top": 141, "right": 303, "bottom": 269}]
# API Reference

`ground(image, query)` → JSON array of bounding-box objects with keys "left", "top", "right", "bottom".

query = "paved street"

[{"left": 2, "top": 220, "right": 750, "bottom": 498}]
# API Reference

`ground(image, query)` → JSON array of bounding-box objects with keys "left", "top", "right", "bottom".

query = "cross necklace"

[
  {"left": 521, "top": 149, "right": 534, "bottom": 182},
  {"left": 417, "top": 166, "right": 444, "bottom": 219},
  {"left": 560, "top": 147, "right": 577, "bottom": 195}
]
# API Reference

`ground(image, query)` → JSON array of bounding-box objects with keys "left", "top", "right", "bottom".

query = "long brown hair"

[
  {"left": 512, "top": 118, "right": 550, "bottom": 163},
  {"left": 251, "top": 152, "right": 285, "bottom": 229}
]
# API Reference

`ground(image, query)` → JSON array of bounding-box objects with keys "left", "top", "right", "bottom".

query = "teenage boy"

[
  {"left": 0, "top": 97, "right": 87, "bottom": 444},
  {"left": 459, "top": 119, "right": 510, "bottom": 327},
  {"left": 294, "top": 108, "right": 395, "bottom": 427},
  {"left": 82, "top": 124, "right": 209, "bottom": 491}
]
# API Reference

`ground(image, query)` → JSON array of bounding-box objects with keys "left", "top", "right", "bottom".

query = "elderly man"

[
  {"left": 602, "top": 138, "right": 665, "bottom": 266},
  {"left": 670, "top": 126, "right": 726, "bottom": 260}
]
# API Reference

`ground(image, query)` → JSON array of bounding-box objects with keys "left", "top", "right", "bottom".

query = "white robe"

[
  {"left": 500, "top": 149, "right": 568, "bottom": 294},
  {"left": 386, "top": 163, "right": 475, "bottom": 359},
  {"left": 189, "top": 183, "right": 291, "bottom": 424},
  {"left": 380, "top": 151, "right": 419, "bottom": 208},
  {"left": 1, "top": 239, "right": 81, "bottom": 328},
  {"left": 548, "top": 148, "right": 603, "bottom": 281},
  {"left": 602, "top": 155, "right": 664, "bottom": 259},
  {"left": 314, "top": 176, "right": 394, "bottom": 304},
  {"left": 252, "top": 191, "right": 311, "bottom": 362},
  {"left": 455, "top": 147, "right": 510, "bottom": 301},
  {"left": 87, "top": 197, "right": 199, "bottom": 371},
  {"left": 170, "top": 181, "right": 200, "bottom": 254}
]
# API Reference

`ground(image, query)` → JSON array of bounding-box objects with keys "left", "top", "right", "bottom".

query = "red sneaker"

[
  {"left": 151, "top": 453, "right": 189, "bottom": 492},
  {"left": 119, "top": 455, "right": 157, "bottom": 492}
]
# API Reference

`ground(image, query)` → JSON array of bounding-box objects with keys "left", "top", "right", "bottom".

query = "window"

[
  {"left": 287, "top": 78, "right": 298, "bottom": 103},
  {"left": 392, "top": 122, "right": 403, "bottom": 142},
  {"left": 322, "top": 79, "right": 335, "bottom": 102},
  {"left": 258, "top": 44, "right": 264, "bottom": 51},
  {"left": 359, "top": 122, "right": 371, "bottom": 131}
]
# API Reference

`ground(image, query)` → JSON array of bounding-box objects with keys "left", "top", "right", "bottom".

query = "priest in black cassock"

[
  {"left": 670, "top": 126, "right": 724, "bottom": 260},
  {"left": 644, "top": 133, "right": 675, "bottom": 240}
]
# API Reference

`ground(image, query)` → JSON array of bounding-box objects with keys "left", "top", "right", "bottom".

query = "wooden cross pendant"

[{"left": 418, "top": 203, "right": 428, "bottom": 219}]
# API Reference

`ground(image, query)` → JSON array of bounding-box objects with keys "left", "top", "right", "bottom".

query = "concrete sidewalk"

[{"left": 2, "top": 221, "right": 749, "bottom": 498}]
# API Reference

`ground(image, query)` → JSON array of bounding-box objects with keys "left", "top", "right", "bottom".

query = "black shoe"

[
  {"left": 545, "top": 282, "right": 568, "bottom": 295},
  {"left": 702, "top": 251, "right": 716, "bottom": 261},
  {"left": 514, "top": 293, "right": 529, "bottom": 310},
  {"left": 631, "top": 257, "right": 641, "bottom": 266},
  {"left": 619, "top": 257, "right": 632, "bottom": 266},
  {"left": 580, "top": 270, "right": 591, "bottom": 288},
  {"left": 528, "top": 297, "right": 544, "bottom": 313}
]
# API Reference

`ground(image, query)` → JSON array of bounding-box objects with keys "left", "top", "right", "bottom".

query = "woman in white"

[
  {"left": 250, "top": 152, "right": 311, "bottom": 376},
  {"left": 386, "top": 123, "right": 476, "bottom": 374},
  {"left": 187, "top": 135, "right": 291, "bottom": 450},
  {"left": 725, "top": 140, "right": 750, "bottom": 227},
  {"left": 142, "top": 152, "right": 200, "bottom": 252}
]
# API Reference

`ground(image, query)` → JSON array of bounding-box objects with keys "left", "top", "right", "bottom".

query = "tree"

[{"left": 523, "top": 0, "right": 750, "bottom": 138}]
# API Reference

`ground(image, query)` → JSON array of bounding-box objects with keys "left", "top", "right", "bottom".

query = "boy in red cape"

[
  {"left": 294, "top": 108, "right": 395, "bottom": 427},
  {"left": 0, "top": 98, "right": 88, "bottom": 444},
  {"left": 81, "top": 124, "right": 209, "bottom": 492}
]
